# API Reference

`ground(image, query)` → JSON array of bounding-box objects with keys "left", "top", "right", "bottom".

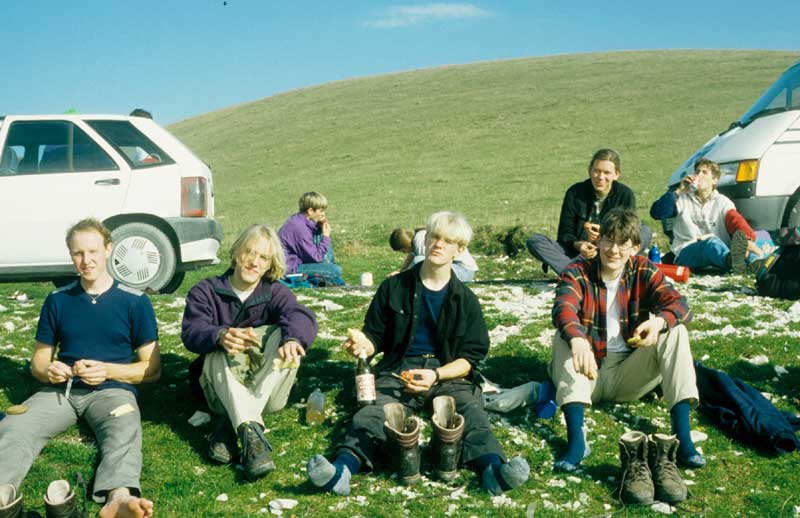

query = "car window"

[
  {"left": 87, "top": 120, "right": 174, "bottom": 169},
  {"left": 1, "top": 121, "right": 118, "bottom": 175}
]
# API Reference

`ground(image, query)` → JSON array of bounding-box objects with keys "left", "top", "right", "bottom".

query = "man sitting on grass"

[
  {"left": 181, "top": 224, "right": 317, "bottom": 480},
  {"left": 279, "top": 191, "right": 344, "bottom": 286},
  {"left": 650, "top": 157, "right": 772, "bottom": 273},
  {"left": 0, "top": 219, "right": 159, "bottom": 518},
  {"left": 306, "top": 211, "right": 529, "bottom": 496},
  {"left": 527, "top": 148, "right": 651, "bottom": 275},
  {"left": 550, "top": 208, "right": 705, "bottom": 473}
]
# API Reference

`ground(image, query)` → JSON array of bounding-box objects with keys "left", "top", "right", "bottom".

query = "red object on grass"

[{"left": 657, "top": 263, "right": 691, "bottom": 283}]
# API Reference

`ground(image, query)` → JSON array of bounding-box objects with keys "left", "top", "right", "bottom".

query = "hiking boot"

[
  {"left": 43, "top": 480, "right": 83, "bottom": 518},
  {"left": 648, "top": 434, "right": 687, "bottom": 503},
  {"left": 237, "top": 422, "right": 275, "bottom": 480},
  {"left": 618, "top": 431, "right": 654, "bottom": 505},
  {"left": 208, "top": 417, "right": 238, "bottom": 464},
  {"left": 730, "top": 230, "right": 748, "bottom": 274},
  {"left": 431, "top": 396, "right": 464, "bottom": 482},
  {"left": 383, "top": 402, "right": 421, "bottom": 485},
  {"left": 0, "top": 484, "right": 23, "bottom": 518}
]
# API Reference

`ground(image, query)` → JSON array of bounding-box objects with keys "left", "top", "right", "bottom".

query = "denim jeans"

[{"left": 676, "top": 236, "right": 730, "bottom": 271}]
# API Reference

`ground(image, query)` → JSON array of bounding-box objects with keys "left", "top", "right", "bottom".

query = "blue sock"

[
  {"left": 335, "top": 450, "right": 361, "bottom": 476},
  {"left": 670, "top": 401, "right": 699, "bottom": 460},
  {"left": 556, "top": 403, "right": 587, "bottom": 469}
]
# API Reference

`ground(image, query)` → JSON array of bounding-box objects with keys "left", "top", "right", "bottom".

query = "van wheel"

[{"left": 109, "top": 223, "right": 176, "bottom": 293}]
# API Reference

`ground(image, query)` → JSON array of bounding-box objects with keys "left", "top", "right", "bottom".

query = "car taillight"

[{"left": 181, "top": 177, "right": 207, "bottom": 217}]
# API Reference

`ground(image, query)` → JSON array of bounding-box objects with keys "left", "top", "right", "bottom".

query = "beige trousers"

[
  {"left": 550, "top": 324, "right": 698, "bottom": 410},
  {"left": 201, "top": 326, "right": 298, "bottom": 429}
]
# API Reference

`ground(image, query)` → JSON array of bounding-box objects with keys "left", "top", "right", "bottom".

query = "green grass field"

[{"left": 2, "top": 50, "right": 800, "bottom": 517}]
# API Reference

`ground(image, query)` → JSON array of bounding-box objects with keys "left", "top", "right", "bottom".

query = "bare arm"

[
  {"left": 76, "top": 341, "right": 161, "bottom": 386},
  {"left": 31, "top": 342, "right": 73, "bottom": 384}
]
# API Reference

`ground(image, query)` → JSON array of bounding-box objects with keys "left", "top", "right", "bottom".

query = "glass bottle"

[{"left": 356, "top": 352, "right": 376, "bottom": 406}]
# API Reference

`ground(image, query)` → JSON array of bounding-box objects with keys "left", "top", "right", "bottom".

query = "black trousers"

[{"left": 337, "top": 356, "right": 505, "bottom": 470}]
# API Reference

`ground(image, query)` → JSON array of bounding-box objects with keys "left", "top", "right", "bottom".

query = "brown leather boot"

[
  {"left": 431, "top": 396, "right": 464, "bottom": 482},
  {"left": 618, "top": 431, "right": 655, "bottom": 505},
  {"left": 383, "top": 402, "right": 421, "bottom": 485},
  {"left": 0, "top": 485, "right": 23, "bottom": 518},
  {"left": 648, "top": 434, "right": 688, "bottom": 503}
]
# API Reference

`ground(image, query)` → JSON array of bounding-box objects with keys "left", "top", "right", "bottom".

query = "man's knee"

[{"left": 526, "top": 233, "right": 547, "bottom": 256}]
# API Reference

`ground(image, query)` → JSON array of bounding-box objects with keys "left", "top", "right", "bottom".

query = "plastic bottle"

[
  {"left": 356, "top": 352, "right": 377, "bottom": 406},
  {"left": 648, "top": 233, "right": 661, "bottom": 264},
  {"left": 306, "top": 388, "right": 325, "bottom": 425}
]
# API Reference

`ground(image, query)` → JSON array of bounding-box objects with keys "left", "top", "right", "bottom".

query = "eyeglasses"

[{"left": 599, "top": 239, "right": 635, "bottom": 254}]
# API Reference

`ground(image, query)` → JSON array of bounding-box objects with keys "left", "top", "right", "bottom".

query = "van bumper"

[
  {"left": 719, "top": 184, "right": 789, "bottom": 231},
  {"left": 165, "top": 217, "right": 223, "bottom": 267}
]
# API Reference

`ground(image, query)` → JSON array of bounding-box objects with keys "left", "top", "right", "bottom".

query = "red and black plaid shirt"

[{"left": 552, "top": 255, "right": 691, "bottom": 361}]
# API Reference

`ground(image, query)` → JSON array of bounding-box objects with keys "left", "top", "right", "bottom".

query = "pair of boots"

[
  {"left": 618, "top": 431, "right": 687, "bottom": 505},
  {"left": 208, "top": 419, "right": 275, "bottom": 480},
  {"left": 383, "top": 396, "right": 464, "bottom": 485},
  {"left": 0, "top": 480, "right": 85, "bottom": 518}
]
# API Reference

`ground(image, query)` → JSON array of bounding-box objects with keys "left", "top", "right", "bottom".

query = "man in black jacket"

[
  {"left": 527, "top": 148, "right": 651, "bottom": 274},
  {"left": 306, "top": 212, "right": 529, "bottom": 496}
]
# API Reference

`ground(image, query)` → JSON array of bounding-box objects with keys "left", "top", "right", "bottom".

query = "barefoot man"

[{"left": 0, "top": 219, "right": 159, "bottom": 517}]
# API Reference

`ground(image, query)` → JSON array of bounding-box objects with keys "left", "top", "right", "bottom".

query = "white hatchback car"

[{"left": 0, "top": 113, "right": 222, "bottom": 293}]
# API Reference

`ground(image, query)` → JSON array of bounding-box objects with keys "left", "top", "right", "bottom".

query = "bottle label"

[{"left": 356, "top": 374, "right": 376, "bottom": 402}]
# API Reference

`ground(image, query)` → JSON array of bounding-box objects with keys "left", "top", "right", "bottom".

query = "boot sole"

[
  {"left": 244, "top": 460, "right": 276, "bottom": 480},
  {"left": 436, "top": 469, "right": 459, "bottom": 482},
  {"left": 401, "top": 473, "right": 421, "bottom": 485}
]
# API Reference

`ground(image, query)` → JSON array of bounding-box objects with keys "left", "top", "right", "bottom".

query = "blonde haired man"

[
  {"left": 278, "top": 191, "right": 343, "bottom": 285},
  {"left": 0, "top": 218, "right": 159, "bottom": 518},
  {"left": 307, "top": 211, "right": 529, "bottom": 496},
  {"left": 182, "top": 224, "right": 318, "bottom": 480}
]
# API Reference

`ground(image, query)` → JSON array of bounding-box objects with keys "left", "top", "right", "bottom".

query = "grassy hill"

[{"left": 172, "top": 49, "right": 800, "bottom": 256}]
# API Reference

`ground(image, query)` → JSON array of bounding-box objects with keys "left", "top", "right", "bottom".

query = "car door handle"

[{"left": 94, "top": 178, "right": 120, "bottom": 186}]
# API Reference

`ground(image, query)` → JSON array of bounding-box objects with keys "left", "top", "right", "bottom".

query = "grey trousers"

[
  {"left": 527, "top": 224, "right": 653, "bottom": 275},
  {"left": 338, "top": 356, "right": 505, "bottom": 471},
  {"left": 0, "top": 387, "right": 142, "bottom": 502}
]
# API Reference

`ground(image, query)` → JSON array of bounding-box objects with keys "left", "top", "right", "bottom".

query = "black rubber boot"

[
  {"left": 383, "top": 402, "right": 421, "bottom": 485},
  {"left": 0, "top": 484, "right": 23, "bottom": 518},
  {"left": 430, "top": 396, "right": 464, "bottom": 482}
]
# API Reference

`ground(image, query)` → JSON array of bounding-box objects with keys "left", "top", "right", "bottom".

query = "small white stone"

[
  {"left": 2, "top": 322, "right": 15, "bottom": 332},
  {"left": 717, "top": 487, "right": 726, "bottom": 491},
  {"left": 685, "top": 480, "right": 696, "bottom": 486},
  {"left": 701, "top": 354, "right": 710, "bottom": 361},
  {"left": 566, "top": 476, "right": 582, "bottom": 484},
  {"left": 546, "top": 478, "right": 567, "bottom": 488},
  {"left": 603, "top": 503, "right": 612, "bottom": 510},
  {"left": 775, "top": 365, "right": 788, "bottom": 376},
  {"left": 187, "top": 410, "right": 211, "bottom": 427},
  {"left": 690, "top": 430, "right": 708, "bottom": 443},
  {"left": 792, "top": 504, "right": 800, "bottom": 516},
  {"left": 733, "top": 451, "right": 744, "bottom": 456},
  {"left": 269, "top": 499, "right": 298, "bottom": 510},
  {"left": 216, "top": 493, "right": 228, "bottom": 502},
  {"left": 651, "top": 502, "right": 674, "bottom": 514},
  {"left": 745, "top": 354, "right": 769, "bottom": 366}
]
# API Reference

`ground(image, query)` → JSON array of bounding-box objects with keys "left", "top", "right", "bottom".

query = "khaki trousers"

[
  {"left": 201, "top": 326, "right": 298, "bottom": 429},
  {"left": 550, "top": 324, "right": 698, "bottom": 410}
]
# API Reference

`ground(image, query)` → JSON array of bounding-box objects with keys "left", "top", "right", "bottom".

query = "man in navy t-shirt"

[{"left": 0, "top": 219, "right": 159, "bottom": 518}]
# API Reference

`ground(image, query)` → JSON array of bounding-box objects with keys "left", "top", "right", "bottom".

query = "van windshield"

[{"left": 739, "top": 62, "right": 800, "bottom": 125}]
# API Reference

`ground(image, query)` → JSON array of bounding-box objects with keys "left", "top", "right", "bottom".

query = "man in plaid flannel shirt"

[{"left": 550, "top": 208, "right": 705, "bottom": 472}]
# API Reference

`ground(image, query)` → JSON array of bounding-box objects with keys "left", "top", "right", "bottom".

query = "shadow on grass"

[{"left": 0, "top": 355, "right": 40, "bottom": 404}]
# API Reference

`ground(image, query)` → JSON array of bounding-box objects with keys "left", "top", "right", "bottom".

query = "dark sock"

[
  {"left": 670, "top": 401, "right": 699, "bottom": 459},
  {"left": 471, "top": 453, "right": 503, "bottom": 478},
  {"left": 558, "top": 403, "right": 586, "bottom": 466},
  {"left": 335, "top": 450, "right": 361, "bottom": 476}
]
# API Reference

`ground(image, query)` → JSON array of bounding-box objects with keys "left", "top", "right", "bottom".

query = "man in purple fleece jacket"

[
  {"left": 181, "top": 224, "right": 317, "bottom": 480},
  {"left": 278, "top": 191, "right": 343, "bottom": 284}
]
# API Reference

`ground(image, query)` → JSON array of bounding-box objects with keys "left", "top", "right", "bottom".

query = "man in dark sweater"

[
  {"left": 527, "top": 148, "right": 651, "bottom": 274},
  {"left": 181, "top": 224, "right": 317, "bottom": 480},
  {"left": 307, "top": 212, "right": 529, "bottom": 496}
]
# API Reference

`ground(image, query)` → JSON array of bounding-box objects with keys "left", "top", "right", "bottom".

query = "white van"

[
  {"left": 667, "top": 60, "right": 800, "bottom": 231},
  {"left": 0, "top": 114, "right": 222, "bottom": 293}
]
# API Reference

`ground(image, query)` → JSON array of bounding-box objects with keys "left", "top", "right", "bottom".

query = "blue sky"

[{"left": 2, "top": 1, "right": 798, "bottom": 124}]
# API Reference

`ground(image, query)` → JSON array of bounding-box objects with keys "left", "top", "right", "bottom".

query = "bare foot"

[{"left": 99, "top": 492, "right": 154, "bottom": 518}]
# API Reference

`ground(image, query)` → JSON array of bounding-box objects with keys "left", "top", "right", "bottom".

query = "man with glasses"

[
  {"left": 527, "top": 148, "right": 651, "bottom": 275},
  {"left": 549, "top": 208, "right": 705, "bottom": 480}
]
